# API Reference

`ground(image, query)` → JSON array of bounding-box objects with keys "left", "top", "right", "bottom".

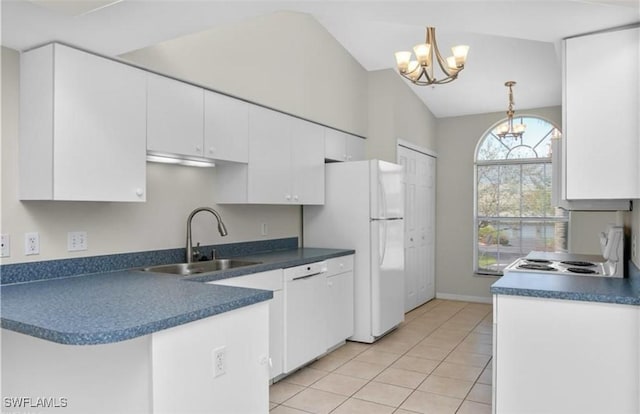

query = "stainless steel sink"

[{"left": 141, "top": 259, "right": 261, "bottom": 276}]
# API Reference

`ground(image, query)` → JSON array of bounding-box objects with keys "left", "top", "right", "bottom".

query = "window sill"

[{"left": 474, "top": 271, "right": 502, "bottom": 278}]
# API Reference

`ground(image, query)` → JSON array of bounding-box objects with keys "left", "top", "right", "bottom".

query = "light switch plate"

[{"left": 1, "top": 234, "right": 10, "bottom": 257}]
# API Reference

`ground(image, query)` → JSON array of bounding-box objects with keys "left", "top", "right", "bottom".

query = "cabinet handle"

[
  {"left": 195, "top": 145, "right": 202, "bottom": 153},
  {"left": 135, "top": 188, "right": 144, "bottom": 197},
  {"left": 347, "top": 155, "right": 352, "bottom": 161},
  {"left": 293, "top": 195, "right": 299, "bottom": 201},
  {"left": 285, "top": 194, "right": 291, "bottom": 201},
  {"left": 208, "top": 147, "right": 216, "bottom": 154}
]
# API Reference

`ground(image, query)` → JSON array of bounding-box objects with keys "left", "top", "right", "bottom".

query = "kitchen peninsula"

[{"left": 1, "top": 241, "right": 354, "bottom": 413}]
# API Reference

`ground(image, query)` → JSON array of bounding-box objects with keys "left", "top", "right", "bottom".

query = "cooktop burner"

[
  {"left": 505, "top": 257, "right": 608, "bottom": 277},
  {"left": 560, "top": 261, "right": 595, "bottom": 267},
  {"left": 525, "top": 259, "right": 553, "bottom": 264},
  {"left": 566, "top": 267, "right": 597, "bottom": 274},
  {"left": 517, "top": 263, "right": 556, "bottom": 271}
]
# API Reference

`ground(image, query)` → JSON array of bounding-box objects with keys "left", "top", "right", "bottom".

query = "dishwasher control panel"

[{"left": 284, "top": 261, "right": 327, "bottom": 281}]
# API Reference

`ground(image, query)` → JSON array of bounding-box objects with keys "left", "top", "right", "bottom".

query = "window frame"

[{"left": 473, "top": 115, "right": 568, "bottom": 276}]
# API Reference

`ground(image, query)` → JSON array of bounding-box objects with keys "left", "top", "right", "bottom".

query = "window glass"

[{"left": 475, "top": 116, "right": 568, "bottom": 275}]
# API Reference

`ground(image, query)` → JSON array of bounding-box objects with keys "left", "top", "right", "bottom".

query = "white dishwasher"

[{"left": 283, "top": 261, "right": 328, "bottom": 373}]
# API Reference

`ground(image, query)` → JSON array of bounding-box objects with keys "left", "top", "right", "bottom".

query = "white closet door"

[{"left": 398, "top": 145, "right": 436, "bottom": 311}]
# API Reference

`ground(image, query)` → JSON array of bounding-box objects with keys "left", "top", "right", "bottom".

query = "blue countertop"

[
  {"left": 1, "top": 248, "right": 354, "bottom": 345},
  {"left": 491, "top": 253, "right": 640, "bottom": 306}
]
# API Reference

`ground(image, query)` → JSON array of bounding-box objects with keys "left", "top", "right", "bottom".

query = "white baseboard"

[{"left": 436, "top": 292, "right": 492, "bottom": 304}]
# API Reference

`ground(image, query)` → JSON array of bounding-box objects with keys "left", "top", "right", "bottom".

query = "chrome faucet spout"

[{"left": 186, "top": 207, "right": 228, "bottom": 263}]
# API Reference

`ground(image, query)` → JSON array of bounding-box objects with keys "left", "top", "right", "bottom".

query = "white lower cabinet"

[
  {"left": 326, "top": 255, "right": 355, "bottom": 350},
  {"left": 209, "top": 269, "right": 284, "bottom": 380},
  {"left": 1, "top": 302, "right": 269, "bottom": 414},
  {"left": 493, "top": 294, "right": 640, "bottom": 414}
]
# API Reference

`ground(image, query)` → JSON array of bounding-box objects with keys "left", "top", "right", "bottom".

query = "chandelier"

[
  {"left": 394, "top": 27, "right": 469, "bottom": 86},
  {"left": 496, "top": 81, "right": 526, "bottom": 139}
]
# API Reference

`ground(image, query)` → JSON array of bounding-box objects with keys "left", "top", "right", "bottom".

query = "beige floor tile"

[
  {"left": 467, "top": 383, "right": 492, "bottom": 405},
  {"left": 310, "top": 373, "right": 368, "bottom": 396},
  {"left": 400, "top": 390, "right": 463, "bottom": 414},
  {"left": 270, "top": 381, "right": 306, "bottom": 404},
  {"left": 283, "top": 367, "right": 328, "bottom": 386},
  {"left": 310, "top": 354, "right": 350, "bottom": 372},
  {"left": 375, "top": 366, "right": 428, "bottom": 389},
  {"left": 372, "top": 338, "right": 416, "bottom": 354},
  {"left": 270, "top": 405, "right": 309, "bottom": 414},
  {"left": 455, "top": 341, "right": 493, "bottom": 356},
  {"left": 282, "top": 388, "right": 347, "bottom": 414},
  {"left": 444, "top": 350, "right": 492, "bottom": 368},
  {"left": 329, "top": 341, "right": 370, "bottom": 359},
  {"left": 354, "top": 348, "right": 402, "bottom": 366},
  {"left": 472, "top": 324, "right": 493, "bottom": 335},
  {"left": 353, "top": 381, "right": 413, "bottom": 407},
  {"left": 463, "top": 333, "right": 492, "bottom": 346},
  {"left": 431, "top": 362, "right": 483, "bottom": 382},
  {"left": 332, "top": 398, "right": 396, "bottom": 414},
  {"left": 334, "top": 360, "right": 387, "bottom": 380},
  {"left": 406, "top": 343, "right": 453, "bottom": 361},
  {"left": 394, "top": 410, "right": 420, "bottom": 414},
  {"left": 457, "top": 400, "right": 492, "bottom": 414},
  {"left": 418, "top": 375, "right": 474, "bottom": 399},
  {"left": 419, "top": 336, "right": 462, "bottom": 350},
  {"left": 477, "top": 367, "right": 492, "bottom": 385},
  {"left": 391, "top": 355, "right": 440, "bottom": 374},
  {"left": 269, "top": 402, "right": 278, "bottom": 410}
]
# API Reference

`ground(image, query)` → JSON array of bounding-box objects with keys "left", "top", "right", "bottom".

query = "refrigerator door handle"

[
  {"left": 379, "top": 220, "right": 387, "bottom": 265},
  {"left": 371, "top": 217, "right": 403, "bottom": 221},
  {"left": 378, "top": 177, "right": 388, "bottom": 219}
]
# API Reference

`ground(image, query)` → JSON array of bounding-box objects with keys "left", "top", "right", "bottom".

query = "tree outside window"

[{"left": 475, "top": 116, "right": 568, "bottom": 275}]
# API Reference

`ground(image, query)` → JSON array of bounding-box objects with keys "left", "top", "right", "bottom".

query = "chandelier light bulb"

[
  {"left": 394, "top": 51, "right": 412, "bottom": 73},
  {"left": 413, "top": 43, "right": 431, "bottom": 66},
  {"left": 452, "top": 45, "right": 470, "bottom": 66}
]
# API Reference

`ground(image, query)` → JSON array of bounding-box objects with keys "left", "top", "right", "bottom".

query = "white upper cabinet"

[
  {"left": 244, "top": 106, "right": 325, "bottom": 204},
  {"left": 324, "top": 128, "right": 366, "bottom": 162},
  {"left": 19, "top": 43, "right": 147, "bottom": 202},
  {"left": 564, "top": 27, "right": 640, "bottom": 199},
  {"left": 204, "top": 91, "right": 249, "bottom": 163},
  {"left": 290, "top": 117, "right": 325, "bottom": 204},
  {"left": 147, "top": 74, "right": 204, "bottom": 158}
]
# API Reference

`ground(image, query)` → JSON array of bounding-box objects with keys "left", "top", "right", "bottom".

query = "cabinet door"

[
  {"left": 346, "top": 135, "right": 366, "bottom": 161},
  {"left": 325, "top": 128, "right": 346, "bottom": 161},
  {"left": 326, "top": 271, "right": 354, "bottom": 350},
  {"left": 147, "top": 74, "right": 204, "bottom": 158},
  {"left": 204, "top": 91, "right": 249, "bottom": 163},
  {"left": 565, "top": 27, "right": 640, "bottom": 199},
  {"left": 248, "top": 106, "right": 292, "bottom": 204},
  {"left": 54, "top": 45, "right": 146, "bottom": 201},
  {"left": 291, "top": 118, "right": 325, "bottom": 204}
]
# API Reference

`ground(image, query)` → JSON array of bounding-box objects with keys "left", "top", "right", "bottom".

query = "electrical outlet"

[
  {"left": 68, "top": 231, "right": 88, "bottom": 251},
  {"left": 212, "top": 346, "right": 226, "bottom": 378},
  {"left": 25, "top": 232, "right": 40, "bottom": 255},
  {"left": 1, "top": 234, "right": 10, "bottom": 257}
]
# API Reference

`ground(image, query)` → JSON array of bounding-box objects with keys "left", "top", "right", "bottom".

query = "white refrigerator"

[{"left": 304, "top": 160, "right": 405, "bottom": 343}]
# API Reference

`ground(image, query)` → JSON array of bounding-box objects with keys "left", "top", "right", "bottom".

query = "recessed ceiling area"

[{"left": 2, "top": 1, "right": 638, "bottom": 118}]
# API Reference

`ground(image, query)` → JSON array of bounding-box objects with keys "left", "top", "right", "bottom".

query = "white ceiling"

[{"left": 2, "top": 0, "right": 638, "bottom": 117}]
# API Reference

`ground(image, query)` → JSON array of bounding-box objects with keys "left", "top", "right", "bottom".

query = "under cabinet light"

[{"left": 146, "top": 153, "right": 216, "bottom": 168}]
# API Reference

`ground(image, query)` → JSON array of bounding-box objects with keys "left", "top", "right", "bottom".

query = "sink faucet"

[{"left": 186, "top": 207, "right": 228, "bottom": 263}]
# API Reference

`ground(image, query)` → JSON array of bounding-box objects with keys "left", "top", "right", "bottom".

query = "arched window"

[{"left": 475, "top": 116, "right": 569, "bottom": 275}]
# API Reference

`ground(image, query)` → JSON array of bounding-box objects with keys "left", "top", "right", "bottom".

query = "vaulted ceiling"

[{"left": 2, "top": 0, "right": 638, "bottom": 117}]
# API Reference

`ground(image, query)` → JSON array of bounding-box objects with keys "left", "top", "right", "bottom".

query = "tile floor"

[{"left": 269, "top": 299, "right": 493, "bottom": 414}]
